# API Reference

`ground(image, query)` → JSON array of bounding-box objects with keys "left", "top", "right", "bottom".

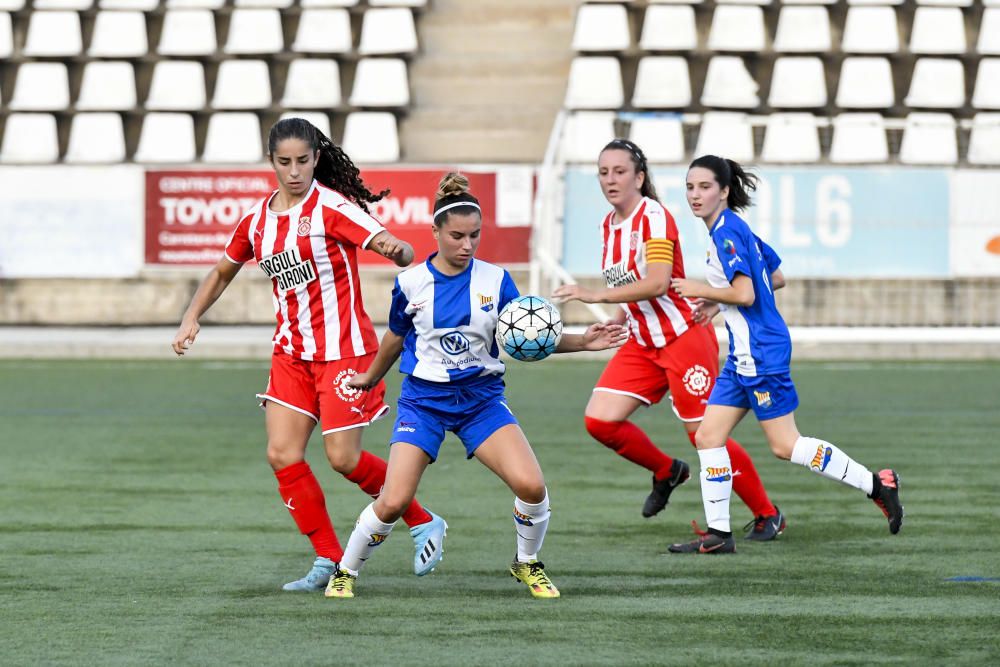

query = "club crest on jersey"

[
  {"left": 367, "top": 533, "right": 388, "bottom": 548},
  {"left": 258, "top": 247, "right": 317, "bottom": 291},
  {"left": 603, "top": 260, "right": 637, "bottom": 288},
  {"left": 439, "top": 331, "right": 471, "bottom": 356},
  {"left": 706, "top": 467, "right": 732, "bottom": 482},
  {"left": 629, "top": 230, "right": 641, "bottom": 250},
  {"left": 296, "top": 216, "right": 311, "bottom": 236},
  {"left": 810, "top": 444, "right": 833, "bottom": 472},
  {"left": 333, "top": 369, "right": 363, "bottom": 403},
  {"left": 478, "top": 293, "right": 494, "bottom": 312},
  {"left": 682, "top": 365, "right": 711, "bottom": 397},
  {"left": 754, "top": 390, "right": 772, "bottom": 408}
]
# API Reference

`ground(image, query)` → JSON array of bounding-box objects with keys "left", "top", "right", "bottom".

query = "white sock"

[
  {"left": 340, "top": 502, "right": 396, "bottom": 576},
  {"left": 698, "top": 447, "right": 732, "bottom": 534},
  {"left": 790, "top": 436, "right": 874, "bottom": 495},
  {"left": 513, "top": 490, "right": 550, "bottom": 563}
]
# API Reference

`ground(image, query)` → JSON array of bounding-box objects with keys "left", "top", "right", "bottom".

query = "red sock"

[
  {"left": 343, "top": 450, "right": 431, "bottom": 527},
  {"left": 585, "top": 416, "right": 675, "bottom": 480},
  {"left": 686, "top": 432, "right": 776, "bottom": 517},
  {"left": 274, "top": 461, "right": 343, "bottom": 561}
]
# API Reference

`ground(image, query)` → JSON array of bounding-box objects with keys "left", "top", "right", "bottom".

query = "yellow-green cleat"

[
  {"left": 509, "top": 560, "right": 560, "bottom": 599},
  {"left": 324, "top": 567, "right": 356, "bottom": 599}
]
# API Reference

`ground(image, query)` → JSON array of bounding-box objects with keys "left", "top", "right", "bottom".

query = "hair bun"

[{"left": 436, "top": 172, "right": 470, "bottom": 200}]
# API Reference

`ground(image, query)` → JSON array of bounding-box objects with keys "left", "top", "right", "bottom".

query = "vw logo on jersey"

[{"left": 439, "top": 331, "right": 471, "bottom": 356}]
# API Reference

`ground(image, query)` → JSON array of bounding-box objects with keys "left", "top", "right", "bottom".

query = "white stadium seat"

[
  {"left": 350, "top": 58, "right": 410, "bottom": 107},
  {"left": 830, "top": 114, "right": 888, "bottom": 163},
  {"left": 564, "top": 57, "right": 624, "bottom": 109},
  {"left": 212, "top": 60, "right": 272, "bottom": 110},
  {"left": 916, "top": 0, "right": 970, "bottom": 4},
  {"left": 904, "top": 59, "right": 965, "bottom": 109},
  {"left": 910, "top": 7, "right": 965, "bottom": 54},
  {"left": 10, "top": 63, "right": 70, "bottom": 111},
  {"left": 707, "top": 5, "right": 766, "bottom": 52},
  {"left": 203, "top": 113, "right": 264, "bottom": 163},
  {"left": 694, "top": 112, "right": 754, "bottom": 161},
  {"left": 978, "top": 9, "right": 1000, "bottom": 55},
  {"left": 135, "top": 113, "right": 197, "bottom": 163},
  {"left": 65, "top": 113, "right": 126, "bottom": 164},
  {"left": 280, "top": 111, "right": 332, "bottom": 139},
  {"left": 836, "top": 57, "right": 894, "bottom": 109},
  {"left": 761, "top": 113, "right": 820, "bottom": 163},
  {"left": 632, "top": 56, "right": 691, "bottom": 108},
  {"left": 100, "top": 0, "right": 158, "bottom": 8},
  {"left": 841, "top": 7, "right": 898, "bottom": 54},
  {"left": 281, "top": 59, "right": 342, "bottom": 109},
  {"left": 968, "top": 113, "right": 1000, "bottom": 165},
  {"left": 167, "top": 0, "right": 224, "bottom": 7},
  {"left": 0, "top": 12, "right": 12, "bottom": 59},
  {"left": 235, "top": 0, "right": 293, "bottom": 7},
  {"left": 0, "top": 114, "right": 59, "bottom": 164},
  {"left": 768, "top": 57, "right": 826, "bottom": 108},
  {"left": 341, "top": 112, "right": 400, "bottom": 163},
  {"left": 369, "top": 0, "right": 427, "bottom": 6},
  {"left": 293, "top": 9, "right": 352, "bottom": 54},
  {"left": 561, "top": 111, "right": 615, "bottom": 163},
  {"left": 358, "top": 8, "right": 418, "bottom": 55},
  {"left": 572, "top": 3, "right": 630, "bottom": 52},
  {"left": 972, "top": 59, "right": 1000, "bottom": 109},
  {"left": 629, "top": 116, "right": 685, "bottom": 163},
  {"left": 146, "top": 61, "right": 206, "bottom": 110},
  {"left": 76, "top": 61, "right": 137, "bottom": 111},
  {"left": 773, "top": 6, "right": 831, "bottom": 53},
  {"left": 158, "top": 10, "right": 217, "bottom": 56},
  {"left": 24, "top": 11, "right": 81, "bottom": 57},
  {"left": 34, "top": 0, "right": 91, "bottom": 8},
  {"left": 225, "top": 9, "right": 284, "bottom": 55},
  {"left": 899, "top": 113, "right": 957, "bottom": 165},
  {"left": 0, "top": 0, "right": 22, "bottom": 8},
  {"left": 301, "top": 0, "right": 358, "bottom": 6},
  {"left": 639, "top": 5, "right": 697, "bottom": 51},
  {"left": 700, "top": 56, "right": 759, "bottom": 109},
  {"left": 89, "top": 11, "right": 148, "bottom": 58}
]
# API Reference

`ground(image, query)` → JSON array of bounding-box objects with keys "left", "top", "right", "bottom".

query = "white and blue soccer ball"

[{"left": 495, "top": 295, "right": 563, "bottom": 362}]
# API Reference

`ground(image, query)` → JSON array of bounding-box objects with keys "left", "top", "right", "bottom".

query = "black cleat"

[
  {"left": 668, "top": 531, "right": 736, "bottom": 554},
  {"left": 869, "top": 469, "right": 904, "bottom": 534},
  {"left": 642, "top": 459, "right": 690, "bottom": 518},
  {"left": 743, "top": 506, "right": 786, "bottom": 541}
]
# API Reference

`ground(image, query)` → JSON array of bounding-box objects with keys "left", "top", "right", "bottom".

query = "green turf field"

[{"left": 1, "top": 358, "right": 998, "bottom": 666}]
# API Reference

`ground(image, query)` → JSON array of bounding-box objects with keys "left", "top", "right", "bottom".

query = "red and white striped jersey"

[
  {"left": 225, "top": 180, "right": 383, "bottom": 361},
  {"left": 601, "top": 197, "right": 695, "bottom": 348}
]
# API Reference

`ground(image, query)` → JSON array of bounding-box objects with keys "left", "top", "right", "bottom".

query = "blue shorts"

[
  {"left": 392, "top": 375, "right": 519, "bottom": 462},
  {"left": 707, "top": 367, "right": 799, "bottom": 420}
]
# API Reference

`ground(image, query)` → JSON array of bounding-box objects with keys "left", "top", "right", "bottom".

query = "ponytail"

[
  {"left": 267, "top": 117, "right": 388, "bottom": 214},
  {"left": 601, "top": 138, "right": 661, "bottom": 204},
  {"left": 432, "top": 171, "right": 481, "bottom": 226},
  {"left": 688, "top": 154, "right": 758, "bottom": 212}
]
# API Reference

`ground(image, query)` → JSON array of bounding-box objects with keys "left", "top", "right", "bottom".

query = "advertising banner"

[
  {"left": 949, "top": 170, "right": 1000, "bottom": 276},
  {"left": 145, "top": 169, "right": 531, "bottom": 267},
  {"left": 562, "top": 166, "right": 951, "bottom": 278},
  {"left": 0, "top": 166, "right": 144, "bottom": 278}
]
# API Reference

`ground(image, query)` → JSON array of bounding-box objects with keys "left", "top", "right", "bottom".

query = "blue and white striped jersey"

[
  {"left": 388, "top": 255, "right": 520, "bottom": 383},
  {"left": 705, "top": 209, "right": 791, "bottom": 377}
]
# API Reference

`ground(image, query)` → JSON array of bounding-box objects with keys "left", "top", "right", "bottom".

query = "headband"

[{"left": 434, "top": 200, "right": 481, "bottom": 217}]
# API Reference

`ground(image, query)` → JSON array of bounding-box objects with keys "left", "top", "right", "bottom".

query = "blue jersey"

[
  {"left": 705, "top": 209, "right": 791, "bottom": 377},
  {"left": 389, "top": 255, "right": 520, "bottom": 384}
]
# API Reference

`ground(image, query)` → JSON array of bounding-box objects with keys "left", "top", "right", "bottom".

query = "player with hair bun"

[
  {"left": 171, "top": 117, "right": 447, "bottom": 590},
  {"left": 553, "top": 139, "right": 784, "bottom": 541},
  {"left": 325, "top": 172, "right": 627, "bottom": 600},
  {"left": 668, "top": 154, "right": 903, "bottom": 554}
]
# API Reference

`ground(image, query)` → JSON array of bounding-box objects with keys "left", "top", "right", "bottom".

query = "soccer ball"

[{"left": 495, "top": 295, "right": 563, "bottom": 362}]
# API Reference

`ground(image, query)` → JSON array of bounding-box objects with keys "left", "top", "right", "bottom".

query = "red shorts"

[
  {"left": 594, "top": 324, "right": 719, "bottom": 422},
  {"left": 257, "top": 350, "right": 389, "bottom": 435}
]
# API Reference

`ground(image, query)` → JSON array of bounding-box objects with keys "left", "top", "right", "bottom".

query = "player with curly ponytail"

[
  {"left": 172, "top": 118, "right": 448, "bottom": 591},
  {"left": 328, "top": 172, "right": 627, "bottom": 600},
  {"left": 667, "top": 155, "right": 903, "bottom": 554}
]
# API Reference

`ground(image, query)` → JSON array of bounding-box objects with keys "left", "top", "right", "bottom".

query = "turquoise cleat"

[
  {"left": 282, "top": 557, "right": 337, "bottom": 592},
  {"left": 410, "top": 511, "right": 447, "bottom": 576}
]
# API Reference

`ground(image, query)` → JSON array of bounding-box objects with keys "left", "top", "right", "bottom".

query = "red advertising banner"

[{"left": 144, "top": 169, "right": 531, "bottom": 266}]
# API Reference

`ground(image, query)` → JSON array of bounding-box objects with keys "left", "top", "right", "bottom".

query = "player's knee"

[
  {"left": 584, "top": 415, "right": 618, "bottom": 446},
  {"left": 693, "top": 428, "right": 722, "bottom": 450},
  {"left": 266, "top": 444, "right": 301, "bottom": 471},
  {"left": 512, "top": 477, "right": 546, "bottom": 504},
  {"left": 325, "top": 445, "right": 360, "bottom": 474},
  {"left": 768, "top": 439, "right": 794, "bottom": 460},
  {"left": 374, "top": 494, "right": 410, "bottom": 523}
]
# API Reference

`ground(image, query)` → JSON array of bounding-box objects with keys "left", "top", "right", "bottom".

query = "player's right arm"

[{"left": 172, "top": 257, "right": 243, "bottom": 356}]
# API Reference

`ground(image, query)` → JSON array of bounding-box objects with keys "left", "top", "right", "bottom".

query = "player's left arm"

[
  {"left": 555, "top": 322, "right": 629, "bottom": 353},
  {"left": 670, "top": 274, "right": 755, "bottom": 307},
  {"left": 368, "top": 230, "right": 414, "bottom": 268},
  {"left": 347, "top": 330, "right": 405, "bottom": 390},
  {"left": 552, "top": 246, "right": 673, "bottom": 305}
]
